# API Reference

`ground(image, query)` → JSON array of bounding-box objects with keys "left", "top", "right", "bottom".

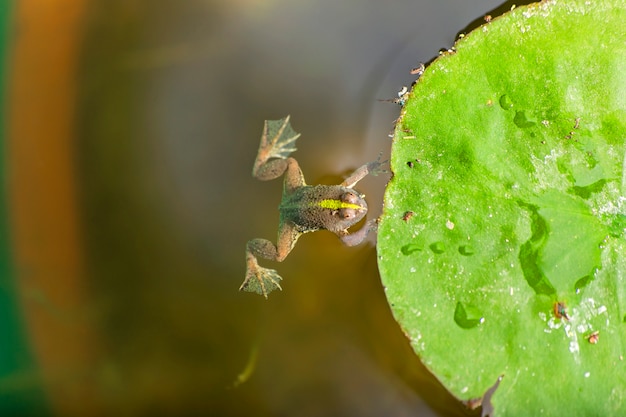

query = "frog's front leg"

[
  {"left": 335, "top": 154, "right": 385, "bottom": 245},
  {"left": 240, "top": 222, "right": 301, "bottom": 299},
  {"left": 341, "top": 152, "right": 386, "bottom": 188},
  {"left": 336, "top": 219, "right": 378, "bottom": 247}
]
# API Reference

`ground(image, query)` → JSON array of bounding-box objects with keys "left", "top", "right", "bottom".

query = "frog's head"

[{"left": 321, "top": 188, "right": 368, "bottom": 233}]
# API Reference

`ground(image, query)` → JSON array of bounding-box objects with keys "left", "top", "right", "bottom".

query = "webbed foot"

[
  {"left": 254, "top": 115, "right": 300, "bottom": 165},
  {"left": 366, "top": 152, "right": 388, "bottom": 176},
  {"left": 240, "top": 262, "right": 283, "bottom": 299}
]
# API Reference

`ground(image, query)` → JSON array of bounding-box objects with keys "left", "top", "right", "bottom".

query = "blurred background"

[{"left": 0, "top": 0, "right": 511, "bottom": 416}]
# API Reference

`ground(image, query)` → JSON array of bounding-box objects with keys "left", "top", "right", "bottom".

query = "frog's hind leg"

[
  {"left": 252, "top": 116, "right": 301, "bottom": 181},
  {"left": 241, "top": 239, "right": 284, "bottom": 299},
  {"left": 240, "top": 223, "right": 301, "bottom": 298}
]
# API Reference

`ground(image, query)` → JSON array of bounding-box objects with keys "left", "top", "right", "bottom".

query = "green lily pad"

[{"left": 377, "top": 0, "right": 626, "bottom": 415}]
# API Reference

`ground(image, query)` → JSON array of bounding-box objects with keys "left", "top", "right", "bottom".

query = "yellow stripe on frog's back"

[{"left": 314, "top": 199, "right": 362, "bottom": 210}]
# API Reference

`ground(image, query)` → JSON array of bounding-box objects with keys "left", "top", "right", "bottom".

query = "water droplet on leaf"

[
  {"left": 401, "top": 243, "right": 422, "bottom": 255},
  {"left": 429, "top": 241, "right": 446, "bottom": 254},
  {"left": 574, "top": 275, "right": 593, "bottom": 293},
  {"left": 458, "top": 245, "right": 475, "bottom": 256},
  {"left": 517, "top": 202, "right": 556, "bottom": 296},
  {"left": 513, "top": 110, "right": 536, "bottom": 128},
  {"left": 499, "top": 94, "right": 514, "bottom": 110},
  {"left": 454, "top": 301, "right": 484, "bottom": 329}
]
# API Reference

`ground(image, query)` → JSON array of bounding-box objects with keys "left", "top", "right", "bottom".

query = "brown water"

[{"left": 6, "top": 0, "right": 506, "bottom": 415}]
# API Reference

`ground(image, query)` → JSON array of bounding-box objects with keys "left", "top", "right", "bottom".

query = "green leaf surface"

[{"left": 378, "top": 0, "right": 626, "bottom": 415}]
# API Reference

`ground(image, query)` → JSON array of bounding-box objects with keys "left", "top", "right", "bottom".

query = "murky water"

[{"left": 4, "top": 0, "right": 507, "bottom": 415}]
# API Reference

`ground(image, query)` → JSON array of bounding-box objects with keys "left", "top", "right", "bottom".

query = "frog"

[{"left": 240, "top": 115, "right": 385, "bottom": 298}]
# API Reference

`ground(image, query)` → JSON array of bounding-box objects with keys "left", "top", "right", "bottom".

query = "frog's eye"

[
  {"left": 342, "top": 191, "right": 359, "bottom": 204},
  {"left": 339, "top": 208, "right": 357, "bottom": 219}
]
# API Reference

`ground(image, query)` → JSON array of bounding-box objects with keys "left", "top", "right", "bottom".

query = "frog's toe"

[
  {"left": 240, "top": 266, "right": 283, "bottom": 299},
  {"left": 263, "top": 116, "right": 300, "bottom": 160},
  {"left": 367, "top": 153, "right": 389, "bottom": 176}
]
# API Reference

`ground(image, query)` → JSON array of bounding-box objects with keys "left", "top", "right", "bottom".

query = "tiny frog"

[{"left": 240, "top": 116, "right": 384, "bottom": 298}]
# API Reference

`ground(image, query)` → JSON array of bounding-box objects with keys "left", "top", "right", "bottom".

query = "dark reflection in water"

[{"left": 76, "top": 0, "right": 503, "bottom": 415}]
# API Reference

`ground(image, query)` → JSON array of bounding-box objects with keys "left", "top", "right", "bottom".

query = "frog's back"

[{"left": 278, "top": 185, "right": 367, "bottom": 233}]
